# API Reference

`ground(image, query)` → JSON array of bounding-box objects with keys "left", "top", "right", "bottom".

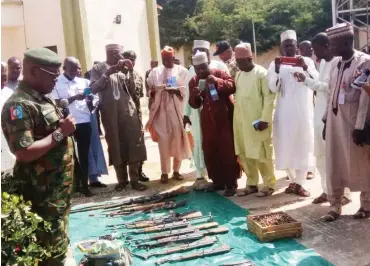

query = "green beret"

[{"left": 24, "top": 48, "right": 62, "bottom": 67}]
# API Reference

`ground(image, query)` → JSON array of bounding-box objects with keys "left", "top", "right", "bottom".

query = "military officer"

[{"left": 1, "top": 48, "right": 76, "bottom": 265}]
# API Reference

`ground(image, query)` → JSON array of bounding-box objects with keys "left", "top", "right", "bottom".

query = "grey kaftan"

[{"left": 90, "top": 63, "right": 146, "bottom": 166}]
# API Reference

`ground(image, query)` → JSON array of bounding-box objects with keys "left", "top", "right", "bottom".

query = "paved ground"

[{"left": 69, "top": 106, "right": 370, "bottom": 266}]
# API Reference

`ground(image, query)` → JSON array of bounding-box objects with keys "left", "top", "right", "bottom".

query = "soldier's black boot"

[{"left": 138, "top": 161, "right": 149, "bottom": 182}]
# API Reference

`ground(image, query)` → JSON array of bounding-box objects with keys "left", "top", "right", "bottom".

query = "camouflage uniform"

[
  {"left": 225, "top": 54, "right": 239, "bottom": 79},
  {"left": 127, "top": 70, "right": 144, "bottom": 123},
  {"left": 1, "top": 81, "right": 74, "bottom": 266}
]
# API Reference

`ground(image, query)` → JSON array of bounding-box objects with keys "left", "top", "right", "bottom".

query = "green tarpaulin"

[{"left": 70, "top": 191, "right": 333, "bottom": 266}]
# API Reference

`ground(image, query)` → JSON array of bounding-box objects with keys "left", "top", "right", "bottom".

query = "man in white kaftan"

[
  {"left": 183, "top": 40, "right": 229, "bottom": 190},
  {"left": 267, "top": 30, "right": 319, "bottom": 197}
]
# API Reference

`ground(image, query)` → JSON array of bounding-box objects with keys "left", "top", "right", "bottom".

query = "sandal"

[
  {"left": 341, "top": 196, "right": 352, "bottom": 206},
  {"left": 322, "top": 210, "right": 341, "bottom": 222},
  {"left": 172, "top": 172, "right": 184, "bottom": 181},
  {"left": 255, "top": 187, "right": 274, "bottom": 197},
  {"left": 306, "top": 172, "right": 315, "bottom": 180},
  {"left": 160, "top": 174, "right": 169, "bottom": 184},
  {"left": 224, "top": 187, "right": 236, "bottom": 197},
  {"left": 353, "top": 208, "right": 370, "bottom": 219},
  {"left": 131, "top": 182, "right": 147, "bottom": 191},
  {"left": 294, "top": 184, "right": 311, "bottom": 197},
  {"left": 312, "top": 193, "right": 328, "bottom": 204},
  {"left": 285, "top": 183, "right": 296, "bottom": 194},
  {"left": 237, "top": 186, "right": 258, "bottom": 197}
]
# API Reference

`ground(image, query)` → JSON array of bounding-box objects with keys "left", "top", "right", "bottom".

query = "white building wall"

[
  {"left": 1, "top": 0, "right": 66, "bottom": 61},
  {"left": 22, "top": 0, "right": 66, "bottom": 58},
  {"left": 84, "top": 0, "right": 151, "bottom": 77}
]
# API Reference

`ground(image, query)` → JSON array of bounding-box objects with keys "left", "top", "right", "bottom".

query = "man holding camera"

[
  {"left": 90, "top": 44, "right": 147, "bottom": 192},
  {"left": 267, "top": 30, "right": 319, "bottom": 197}
]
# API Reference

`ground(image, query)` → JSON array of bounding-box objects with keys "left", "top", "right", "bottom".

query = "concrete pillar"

[
  {"left": 60, "top": 0, "right": 91, "bottom": 73},
  {"left": 145, "top": 0, "right": 161, "bottom": 62}
]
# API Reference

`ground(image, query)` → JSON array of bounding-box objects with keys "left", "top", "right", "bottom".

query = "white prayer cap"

[
  {"left": 193, "top": 40, "right": 211, "bottom": 50},
  {"left": 326, "top": 23, "right": 354, "bottom": 40},
  {"left": 280, "top": 30, "right": 297, "bottom": 43},
  {"left": 105, "top": 44, "right": 123, "bottom": 52},
  {"left": 192, "top": 51, "right": 208, "bottom": 66}
]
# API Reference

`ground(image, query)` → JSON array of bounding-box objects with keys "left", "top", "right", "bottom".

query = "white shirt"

[
  {"left": 51, "top": 75, "right": 91, "bottom": 124},
  {"left": 1, "top": 86, "right": 16, "bottom": 172},
  {"left": 304, "top": 58, "right": 335, "bottom": 156}
]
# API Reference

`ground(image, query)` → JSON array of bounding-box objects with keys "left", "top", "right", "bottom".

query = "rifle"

[
  {"left": 128, "top": 220, "right": 190, "bottom": 234},
  {"left": 219, "top": 260, "right": 255, "bottom": 266},
  {"left": 70, "top": 186, "right": 189, "bottom": 214},
  {"left": 155, "top": 244, "right": 231, "bottom": 265},
  {"left": 106, "top": 200, "right": 187, "bottom": 217},
  {"left": 127, "top": 221, "right": 218, "bottom": 242},
  {"left": 133, "top": 236, "right": 217, "bottom": 260},
  {"left": 119, "top": 211, "right": 202, "bottom": 229},
  {"left": 115, "top": 212, "right": 210, "bottom": 231},
  {"left": 136, "top": 226, "right": 229, "bottom": 248}
]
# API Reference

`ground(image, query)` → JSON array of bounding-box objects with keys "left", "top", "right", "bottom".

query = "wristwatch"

[{"left": 52, "top": 130, "right": 65, "bottom": 143}]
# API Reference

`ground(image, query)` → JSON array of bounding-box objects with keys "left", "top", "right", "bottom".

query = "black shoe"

[
  {"left": 115, "top": 183, "right": 128, "bottom": 192},
  {"left": 90, "top": 181, "right": 108, "bottom": 188},
  {"left": 82, "top": 189, "right": 94, "bottom": 197},
  {"left": 138, "top": 173, "right": 150, "bottom": 182}
]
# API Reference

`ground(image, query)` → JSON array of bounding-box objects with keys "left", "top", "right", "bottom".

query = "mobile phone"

[
  {"left": 352, "top": 69, "right": 370, "bottom": 89},
  {"left": 166, "top": 76, "right": 177, "bottom": 88},
  {"left": 198, "top": 79, "right": 206, "bottom": 91},
  {"left": 83, "top": 88, "right": 91, "bottom": 96},
  {"left": 281, "top": 57, "right": 299, "bottom": 66},
  {"left": 252, "top": 120, "right": 260, "bottom": 130},
  {"left": 209, "top": 84, "right": 219, "bottom": 101}
]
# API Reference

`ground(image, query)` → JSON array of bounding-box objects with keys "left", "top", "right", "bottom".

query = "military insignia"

[{"left": 10, "top": 105, "right": 23, "bottom": 120}]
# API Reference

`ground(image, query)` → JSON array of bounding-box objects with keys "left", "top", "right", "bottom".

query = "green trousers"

[{"left": 239, "top": 156, "right": 276, "bottom": 189}]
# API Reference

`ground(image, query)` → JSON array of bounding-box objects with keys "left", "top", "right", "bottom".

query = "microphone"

[{"left": 60, "top": 99, "right": 70, "bottom": 118}]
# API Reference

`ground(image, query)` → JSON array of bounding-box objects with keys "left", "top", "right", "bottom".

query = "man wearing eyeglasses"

[{"left": 1, "top": 48, "right": 76, "bottom": 265}]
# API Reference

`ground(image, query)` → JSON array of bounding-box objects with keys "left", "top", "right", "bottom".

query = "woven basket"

[{"left": 247, "top": 211, "right": 302, "bottom": 242}]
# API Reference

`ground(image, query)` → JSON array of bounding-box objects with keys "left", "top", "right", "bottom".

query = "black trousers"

[{"left": 74, "top": 122, "right": 92, "bottom": 190}]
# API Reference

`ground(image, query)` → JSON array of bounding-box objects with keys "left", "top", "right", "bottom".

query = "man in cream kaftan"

[
  {"left": 146, "top": 46, "right": 191, "bottom": 184},
  {"left": 267, "top": 30, "right": 319, "bottom": 197},
  {"left": 323, "top": 23, "right": 370, "bottom": 221},
  {"left": 183, "top": 40, "right": 229, "bottom": 190},
  {"left": 233, "top": 43, "right": 276, "bottom": 197},
  {"left": 295, "top": 32, "right": 351, "bottom": 204}
]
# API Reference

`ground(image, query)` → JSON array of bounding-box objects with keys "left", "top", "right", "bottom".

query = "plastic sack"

[{"left": 78, "top": 240, "right": 132, "bottom": 266}]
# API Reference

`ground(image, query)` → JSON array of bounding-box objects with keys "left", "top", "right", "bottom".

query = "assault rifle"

[
  {"left": 155, "top": 245, "right": 231, "bottom": 265},
  {"left": 126, "top": 221, "right": 218, "bottom": 242},
  {"left": 113, "top": 212, "right": 210, "bottom": 230},
  {"left": 110, "top": 211, "right": 202, "bottom": 229},
  {"left": 136, "top": 226, "right": 229, "bottom": 248},
  {"left": 70, "top": 186, "right": 189, "bottom": 214},
  {"left": 133, "top": 236, "right": 217, "bottom": 260},
  {"left": 106, "top": 200, "right": 187, "bottom": 217}
]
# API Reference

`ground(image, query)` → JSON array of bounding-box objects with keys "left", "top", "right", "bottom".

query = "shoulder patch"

[{"left": 10, "top": 105, "right": 23, "bottom": 120}]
